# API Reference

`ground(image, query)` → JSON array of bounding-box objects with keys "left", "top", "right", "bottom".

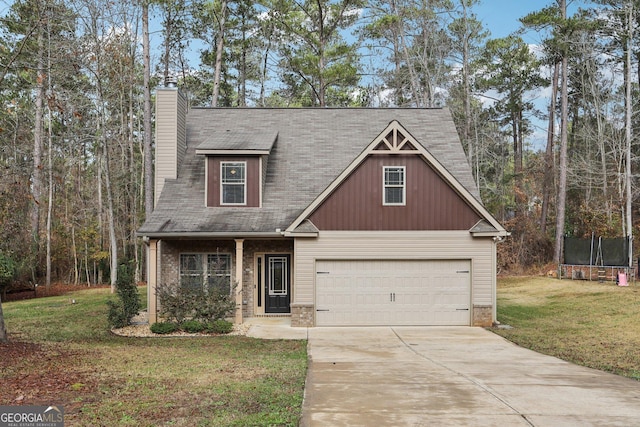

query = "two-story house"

[{"left": 138, "top": 86, "right": 508, "bottom": 328}]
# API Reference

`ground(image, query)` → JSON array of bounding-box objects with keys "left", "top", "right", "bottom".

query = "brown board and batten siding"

[
  {"left": 309, "top": 154, "right": 482, "bottom": 230},
  {"left": 206, "top": 157, "right": 261, "bottom": 207}
]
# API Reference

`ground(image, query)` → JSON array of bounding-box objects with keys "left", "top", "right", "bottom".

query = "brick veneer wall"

[
  {"left": 291, "top": 304, "right": 314, "bottom": 327},
  {"left": 472, "top": 305, "right": 493, "bottom": 327},
  {"left": 159, "top": 239, "right": 294, "bottom": 320}
]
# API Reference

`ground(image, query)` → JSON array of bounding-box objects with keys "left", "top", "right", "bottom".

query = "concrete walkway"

[
  {"left": 299, "top": 327, "right": 640, "bottom": 427},
  {"left": 245, "top": 317, "right": 309, "bottom": 340}
]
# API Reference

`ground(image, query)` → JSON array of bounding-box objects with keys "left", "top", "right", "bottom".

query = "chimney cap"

[{"left": 165, "top": 75, "right": 178, "bottom": 88}]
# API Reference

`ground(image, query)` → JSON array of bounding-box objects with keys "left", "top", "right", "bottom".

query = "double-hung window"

[
  {"left": 179, "top": 253, "right": 232, "bottom": 294},
  {"left": 383, "top": 166, "right": 406, "bottom": 205},
  {"left": 221, "top": 162, "right": 246, "bottom": 205}
]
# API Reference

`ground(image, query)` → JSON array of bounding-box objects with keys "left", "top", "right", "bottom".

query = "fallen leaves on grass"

[{"left": 0, "top": 339, "right": 97, "bottom": 408}]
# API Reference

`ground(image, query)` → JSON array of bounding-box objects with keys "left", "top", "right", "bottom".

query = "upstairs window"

[
  {"left": 383, "top": 166, "right": 406, "bottom": 205},
  {"left": 221, "top": 162, "right": 246, "bottom": 205}
]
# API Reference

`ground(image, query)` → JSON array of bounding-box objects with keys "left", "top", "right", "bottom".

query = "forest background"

[{"left": 0, "top": 0, "right": 638, "bottom": 291}]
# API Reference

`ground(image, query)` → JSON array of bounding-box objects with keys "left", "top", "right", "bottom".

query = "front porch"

[{"left": 146, "top": 237, "right": 296, "bottom": 325}]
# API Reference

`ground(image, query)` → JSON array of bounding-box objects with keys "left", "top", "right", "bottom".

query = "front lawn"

[
  {"left": 0, "top": 286, "right": 307, "bottom": 426},
  {"left": 491, "top": 276, "right": 640, "bottom": 380}
]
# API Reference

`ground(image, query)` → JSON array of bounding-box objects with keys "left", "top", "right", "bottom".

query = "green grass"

[
  {"left": 491, "top": 276, "right": 640, "bottom": 380},
  {"left": 0, "top": 287, "right": 308, "bottom": 426}
]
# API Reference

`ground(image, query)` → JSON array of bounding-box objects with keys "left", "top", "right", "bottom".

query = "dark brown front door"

[{"left": 265, "top": 254, "right": 290, "bottom": 313}]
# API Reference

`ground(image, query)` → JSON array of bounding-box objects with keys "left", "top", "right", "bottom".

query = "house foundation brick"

[
  {"left": 473, "top": 305, "right": 493, "bottom": 327},
  {"left": 291, "top": 304, "right": 314, "bottom": 327}
]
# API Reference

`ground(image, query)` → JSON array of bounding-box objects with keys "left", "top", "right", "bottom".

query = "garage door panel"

[{"left": 316, "top": 260, "right": 470, "bottom": 326}]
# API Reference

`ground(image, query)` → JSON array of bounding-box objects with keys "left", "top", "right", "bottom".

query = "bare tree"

[
  {"left": 541, "top": 61, "right": 558, "bottom": 234},
  {"left": 0, "top": 294, "right": 6, "bottom": 342},
  {"left": 212, "top": 0, "right": 227, "bottom": 107},
  {"left": 32, "top": 22, "right": 45, "bottom": 280},
  {"left": 623, "top": 1, "right": 634, "bottom": 266},
  {"left": 143, "top": 0, "right": 153, "bottom": 220},
  {"left": 554, "top": 0, "right": 569, "bottom": 264}
]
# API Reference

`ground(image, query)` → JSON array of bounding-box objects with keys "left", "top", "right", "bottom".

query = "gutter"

[{"left": 136, "top": 231, "right": 287, "bottom": 239}]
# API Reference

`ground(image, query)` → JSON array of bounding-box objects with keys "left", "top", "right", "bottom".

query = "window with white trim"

[
  {"left": 179, "top": 253, "right": 232, "bottom": 294},
  {"left": 221, "top": 162, "right": 246, "bottom": 205},
  {"left": 383, "top": 166, "right": 406, "bottom": 205}
]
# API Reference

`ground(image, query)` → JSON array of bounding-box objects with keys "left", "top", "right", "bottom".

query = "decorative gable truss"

[
  {"left": 372, "top": 126, "right": 421, "bottom": 153},
  {"left": 285, "top": 120, "right": 508, "bottom": 237}
]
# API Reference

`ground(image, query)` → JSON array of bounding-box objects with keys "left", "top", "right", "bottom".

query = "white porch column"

[
  {"left": 147, "top": 239, "right": 159, "bottom": 324},
  {"left": 234, "top": 239, "right": 244, "bottom": 324}
]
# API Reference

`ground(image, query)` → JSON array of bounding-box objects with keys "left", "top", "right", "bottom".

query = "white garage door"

[{"left": 315, "top": 260, "right": 471, "bottom": 326}]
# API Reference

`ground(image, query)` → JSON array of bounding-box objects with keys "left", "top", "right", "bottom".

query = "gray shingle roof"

[
  {"left": 195, "top": 130, "right": 277, "bottom": 153},
  {"left": 138, "top": 107, "right": 481, "bottom": 236},
  {"left": 470, "top": 220, "right": 499, "bottom": 234}
]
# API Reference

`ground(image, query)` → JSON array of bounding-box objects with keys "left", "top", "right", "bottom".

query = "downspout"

[
  {"left": 492, "top": 236, "right": 505, "bottom": 325},
  {"left": 147, "top": 238, "right": 158, "bottom": 324}
]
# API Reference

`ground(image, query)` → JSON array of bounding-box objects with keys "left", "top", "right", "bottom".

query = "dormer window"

[
  {"left": 383, "top": 166, "right": 405, "bottom": 205},
  {"left": 221, "top": 161, "right": 246, "bottom": 205},
  {"left": 196, "top": 130, "right": 277, "bottom": 208}
]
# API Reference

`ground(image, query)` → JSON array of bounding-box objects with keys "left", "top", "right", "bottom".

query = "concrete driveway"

[{"left": 300, "top": 327, "right": 640, "bottom": 426}]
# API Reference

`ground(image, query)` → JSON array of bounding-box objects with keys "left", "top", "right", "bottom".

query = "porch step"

[{"left": 252, "top": 314, "right": 291, "bottom": 318}]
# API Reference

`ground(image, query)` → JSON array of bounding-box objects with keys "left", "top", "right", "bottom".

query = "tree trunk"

[
  {"left": 541, "top": 61, "right": 559, "bottom": 234},
  {"left": 45, "top": 93, "right": 53, "bottom": 288},
  {"left": 512, "top": 109, "right": 524, "bottom": 214},
  {"left": 143, "top": 0, "right": 152, "bottom": 217},
  {"left": 398, "top": 32, "right": 421, "bottom": 106},
  {"left": 72, "top": 226, "right": 79, "bottom": 285},
  {"left": 162, "top": 1, "right": 172, "bottom": 84},
  {"left": 317, "top": 3, "right": 326, "bottom": 107},
  {"left": 239, "top": 13, "right": 247, "bottom": 107},
  {"left": 211, "top": 0, "right": 227, "bottom": 107},
  {"left": 393, "top": 1, "right": 421, "bottom": 106},
  {"left": 31, "top": 29, "right": 45, "bottom": 278},
  {"left": 624, "top": 1, "right": 633, "bottom": 266},
  {"left": 97, "top": 151, "right": 103, "bottom": 285},
  {"left": 461, "top": 3, "right": 473, "bottom": 178},
  {"left": 0, "top": 294, "right": 7, "bottom": 342},
  {"left": 103, "top": 140, "right": 118, "bottom": 293},
  {"left": 553, "top": 0, "right": 569, "bottom": 264}
]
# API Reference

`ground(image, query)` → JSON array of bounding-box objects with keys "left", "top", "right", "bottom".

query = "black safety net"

[{"left": 563, "top": 236, "right": 629, "bottom": 266}]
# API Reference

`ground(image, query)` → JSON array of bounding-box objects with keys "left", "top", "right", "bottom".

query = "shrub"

[
  {"left": 107, "top": 263, "right": 141, "bottom": 329},
  {"left": 206, "top": 319, "right": 234, "bottom": 334},
  {"left": 156, "top": 283, "right": 196, "bottom": 324},
  {"left": 0, "top": 252, "right": 16, "bottom": 290},
  {"left": 150, "top": 322, "right": 179, "bottom": 334},
  {"left": 181, "top": 319, "right": 205, "bottom": 333},
  {"left": 156, "top": 279, "right": 236, "bottom": 325},
  {"left": 192, "top": 284, "right": 237, "bottom": 323},
  {"left": 107, "top": 301, "right": 128, "bottom": 329}
]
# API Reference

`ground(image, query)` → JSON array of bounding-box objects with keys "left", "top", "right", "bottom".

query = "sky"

[
  {"left": 475, "top": 0, "right": 539, "bottom": 38},
  {"left": 472, "top": 0, "right": 592, "bottom": 150},
  {"left": 475, "top": 0, "right": 590, "bottom": 39}
]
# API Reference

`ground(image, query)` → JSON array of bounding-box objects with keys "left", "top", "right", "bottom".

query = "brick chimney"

[{"left": 154, "top": 84, "right": 187, "bottom": 206}]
